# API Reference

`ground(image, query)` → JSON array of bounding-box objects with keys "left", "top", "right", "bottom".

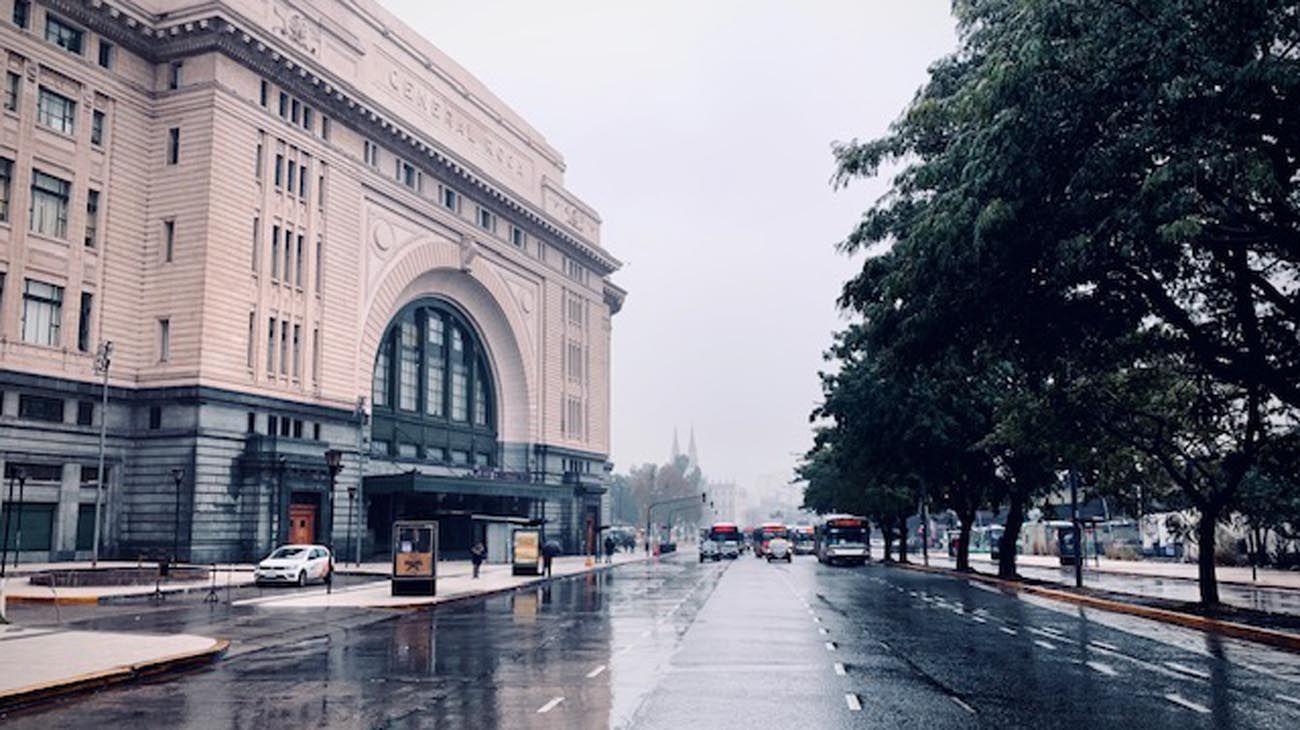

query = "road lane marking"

[
  {"left": 537, "top": 697, "right": 564, "bottom": 714},
  {"left": 586, "top": 665, "right": 606, "bottom": 678},
  {"left": 971, "top": 616, "right": 987, "bottom": 623},
  {"left": 833, "top": 662, "right": 846, "bottom": 676},
  {"left": 999, "top": 627, "right": 1018, "bottom": 636},
  {"left": 1086, "top": 661, "right": 1118, "bottom": 676},
  {"left": 825, "top": 641, "right": 837, "bottom": 651},
  {"left": 950, "top": 696, "right": 976, "bottom": 714},
  {"left": 1164, "top": 694, "right": 1210, "bottom": 714},
  {"left": 819, "top": 628, "right": 829, "bottom": 635},
  {"left": 1165, "top": 662, "right": 1210, "bottom": 680},
  {"left": 1033, "top": 639, "right": 1056, "bottom": 650},
  {"left": 812, "top": 616, "right": 821, "bottom": 623},
  {"left": 846, "top": 693, "right": 862, "bottom": 711},
  {"left": 1278, "top": 694, "right": 1300, "bottom": 707},
  {"left": 1039, "top": 626, "right": 1065, "bottom": 637},
  {"left": 1091, "top": 640, "right": 1120, "bottom": 652}
]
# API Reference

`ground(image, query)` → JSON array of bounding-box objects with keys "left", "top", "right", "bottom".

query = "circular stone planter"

[{"left": 27, "top": 566, "right": 210, "bottom": 587}]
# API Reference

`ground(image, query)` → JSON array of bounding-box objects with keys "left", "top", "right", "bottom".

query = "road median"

[{"left": 887, "top": 560, "right": 1300, "bottom": 654}]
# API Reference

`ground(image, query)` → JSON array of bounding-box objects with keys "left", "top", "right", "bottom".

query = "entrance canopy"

[{"left": 363, "top": 471, "right": 570, "bottom": 502}]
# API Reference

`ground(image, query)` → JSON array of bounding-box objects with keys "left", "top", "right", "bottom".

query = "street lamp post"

[
  {"left": 1069, "top": 470, "right": 1083, "bottom": 589},
  {"left": 171, "top": 468, "right": 185, "bottom": 564},
  {"left": 91, "top": 341, "right": 113, "bottom": 567},
  {"left": 13, "top": 471, "right": 26, "bottom": 569},
  {"left": 324, "top": 449, "right": 344, "bottom": 594},
  {"left": 347, "top": 484, "right": 356, "bottom": 568},
  {"left": 1, "top": 468, "right": 26, "bottom": 577}
]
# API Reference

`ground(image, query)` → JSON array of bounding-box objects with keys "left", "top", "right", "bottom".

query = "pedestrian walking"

[
  {"left": 470, "top": 541, "right": 486, "bottom": 579},
  {"left": 603, "top": 535, "right": 616, "bottom": 564},
  {"left": 542, "top": 539, "right": 561, "bottom": 577}
]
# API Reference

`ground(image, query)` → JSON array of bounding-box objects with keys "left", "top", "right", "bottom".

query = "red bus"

[{"left": 752, "top": 522, "right": 788, "bottom": 558}]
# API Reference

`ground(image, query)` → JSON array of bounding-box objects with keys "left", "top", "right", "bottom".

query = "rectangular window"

[
  {"left": 247, "top": 412, "right": 257, "bottom": 433},
  {"left": 302, "top": 106, "right": 312, "bottom": 131},
  {"left": 474, "top": 374, "right": 487, "bottom": 426},
  {"left": 77, "top": 291, "right": 92, "bottom": 352},
  {"left": 91, "top": 109, "right": 105, "bottom": 145},
  {"left": 278, "top": 92, "right": 287, "bottom": 118},
  {"left": 45, "top": 14, "right": 83, "bottom": 54},
  {"left": 29, "top": 171, "right": 70, "bottom": 239},
  {"left": 37, "top": 87, "right": 76, "bottom": 134},
  {"left": 364, "top": 140, "right": 378, "bottom": 167},
  {"left": 511, "top": 225, "right": 525, "bottom": 249},
  {"left": 0, "top": 504, "right": 55, "bottom": 552},
  {"left": 279, "top": 417, "right": 290, "bottom": 437},
  {"left": 270, "top": 224, "right": 280, "bottom": 279},
  {"left": 168, "top": 62, "right": 182, "bottom": 90},
  {"left": 314, "top": 238, "right": 323, "bottom": 290},
  {"left": 299, "top": 156, "right": 309, "bottom": 199},
  {"left": 247, "top": 312, "right": 256, "bottom": 369},
  {"left": 398, "top": 320, "right": 418, "bottom": 411},
  {"left": 266, "top": 317, "right": 275, "bottom": 373},
  {"left": 396, "top": 159, "right": 416, "bottom": 188},
  {"left": 373, "top": 337, "right": 390, "bottom": 407},
  {"left": 19, "top": 393, "right": 63, "bottom": 422},
  {"left": 21, "top": 279, "right": 62, "bottom": 346},
  {"left": 321, "top": 116, "right": 330, "bottom": 141},
  {"left": 13, "top": 0, "right": 29, "bottom": 29},
  {"left": 163, "top": 219, "right": 175, "bottom": 262},
  {"left": 0, "top": 158, "right": 12, "bottom": 221},
  {"left": 311, "top": 327, "right": 320, "bottom": 385},
  {"left": 77, "top": 400, "right": 94, "bottom": 426},
  {"left": 274, "top": 153, "right": 283, "bottom": 187},
  {"left": 295, "top": 234, "right": 303, "bottom": 286},
  {"left": 290, "top": 98, "right": 300, "bottom": 124},
  {"left": 293, "top": 419, "right": 303, "bottom": 439},
  {"left": 286, "top": 158, "right": 297, "bottom": 195},
  {"left": 254, "top": 142, "right": 263, "bottom": 179},
  {"left": 425, "top": 316, "right": 444, "bottom": 417},
  {"left": 442, "top": 187, "right": 459, "bottom": 212},
  {"left": 279, "top": 320, "right": 288, "bottom": 375},
  {"left": 98, "top": 40, "right": 114, "bottom": 69},
  {"left": 158, "top": 318, "right": 170, "bottom": 362},
  {"left": 266, "top": 414, "right": 277, "bottom": 435},
  {"left": 166, "top": 127, "right": 179, "bottom": 165},
  {"left": 283, "top": 228, "right": 292, "bottom": 281},
  {"left": 259, "top": 80, "right": 268, "bottom": 107},
  {"left": 312, "top": 422, "right": 321, "bottom": 440},
  {"left": 451, "top": 328, "right": 468, "bottom": 422},
  {"left": 477, "top": 207, "right": 495, "bottom": 232},
  {"left": 251, "top": 217, "right": 261, "bottom": 271},
  {"left": 317, "top": 174, "right": 325, "bottom": 210},
  {"left": 4, "top": 72, "right": 18, "bottom": 112},
  {"left": 84, "top": 189, "right": 99, "bottom": 248},
  {"left": 292, "top": 323, "right": 301, "bottom": 379},
  {"left": 149, "top": 405, "right": 161, "bottom": 429}
]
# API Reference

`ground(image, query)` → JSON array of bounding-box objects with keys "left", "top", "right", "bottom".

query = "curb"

[
  {"left": 6, "top": 580, "right": 256, "bottom": 606},
  {"left": 951, "top": 557, "right": 1300, "bottom": 592},
  {"left": 889, "top": 561, "right": 1300, "bottom": 654},
  {"left": 0, "top": 638, "right": 229, "bottom": 713},
  {"left": 377, "top": 555, "right": 660, "bottom": 610}
]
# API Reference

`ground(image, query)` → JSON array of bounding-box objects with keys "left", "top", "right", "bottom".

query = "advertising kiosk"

[
  {"left": 392, "top": 521, "right": 437, "bottom": 596},
  {"left": 512, "top": 528, "right": 543, "bottom": 576}
]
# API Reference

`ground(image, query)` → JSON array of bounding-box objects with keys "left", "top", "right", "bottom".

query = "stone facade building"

[{"left": 0, "top": 0, "right": 623, "bottom": 563}]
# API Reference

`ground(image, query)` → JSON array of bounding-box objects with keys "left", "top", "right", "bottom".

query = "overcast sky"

[{"left": 382, "top": 1, "right": 959, "bottom": 495}]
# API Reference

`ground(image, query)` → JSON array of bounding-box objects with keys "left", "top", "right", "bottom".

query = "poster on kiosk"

[
  {"left": 392, "top": 521, "right": 437, "bottom": 596},
  {"left": 512, "top": 529, "right": 542, "bottom": 576}
]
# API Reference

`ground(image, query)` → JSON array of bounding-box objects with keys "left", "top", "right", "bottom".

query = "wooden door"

[{"left": 289, "top": 504, "right": 316, "bottom": 545}]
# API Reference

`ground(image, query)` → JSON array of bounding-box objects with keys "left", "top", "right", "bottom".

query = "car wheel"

[{"left": 296, "top": 571, "right": 306, "bottom": 587}]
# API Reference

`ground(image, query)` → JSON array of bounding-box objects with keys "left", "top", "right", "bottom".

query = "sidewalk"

[
  {"left": 237, "top": 552, "right": 648, "bottom": 609},
  {"left": 0, "top": 625, "right": 226, "bottom": 711},
  {"left": 1, "top": 567, "right": 256, "bottom": 606}
]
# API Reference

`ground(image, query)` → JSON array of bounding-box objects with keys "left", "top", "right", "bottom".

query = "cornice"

[{"left": 51, "top": 0, "right": 622, "bottom": 277}]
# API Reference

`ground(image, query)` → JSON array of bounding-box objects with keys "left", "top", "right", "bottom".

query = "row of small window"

[
  {"left": 260, "top": 81, "right": 331, "bottom": 141},
  {"left": 373, "top": 311, "right": 492, "bottom": 427},
  {"left": 4, "top": 76, "right": 107, "bottom": 144},
  {"left": 254, "top": 315, "right": 320, "bottom": 385},
  {"left": 2, "top": 460, "right": 107, "bottom": 484},
  {"left": 12, "top": 5, "right": 117, "bottom": 72},
  {"left": 2, "top": 391, "right": 97, "bottom": 426},
  {"left": 361, "top": 140, "right": 531, "bottom": 252},
  {"left": 253, "top": 219, "right": 322, "bottom": 289},
  {"left": 565, "top": 339, "right": 586, "bottom": 383},
  {"left": 247, "top": 412, "right": 324, "bottom": 442},
  {"left": 370, "top": 440, "right": 493, "bottom": 468},
  {"left": 0, "top": 274, "right": 97, "bottom": 352},
  {"left": 256, "top": 136, "right": 324, "bottom": 207},
  {"left": 562, "top": 396, "right": 587, "bottom": 441},
  {"left": 565, "top": 291, "right": 586, "bottom": 327},
  {"left": 0, "top": 161, "right": 103, "bottom": 245}
]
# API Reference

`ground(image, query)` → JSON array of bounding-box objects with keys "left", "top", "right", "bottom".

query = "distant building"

[{"left": 0, "top": 0, "right": 623, "bottom": 562}]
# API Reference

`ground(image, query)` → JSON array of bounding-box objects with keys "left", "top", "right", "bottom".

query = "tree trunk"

[
  {"left": 998, "top": 493, "right": 1025, "bottom": 579},
  {"left": 882, "top": 524, "right": 895, "bottom": 563},
  {"left": 956, "top": 504, "right": 976, "bottom": 573},
  {"left": 897, "top": 516, "right": 910, "bottom": 564},
  {"left": 1197, "top": 503, "right": 1222, "bottom": 607}
]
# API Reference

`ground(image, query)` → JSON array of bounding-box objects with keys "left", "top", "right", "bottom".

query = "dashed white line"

[
  {"left": 1165, "top": 662, "right": 1210, "bottom": 680},
  {"left": 846, "top": 693, "right": 862, "bottom": 711},
  {"left": 1091, "top": 640, "right": 1120, "bottom": 652},
  {"left": 537, "top": 697, "right": 564, "bottom": 714},
  {"left": 971, "top": 616, "right": 987, "bottom": 624},
  {"left": 1086, "top": 661, "right": 1118, "bottom": 677},
  {"left": 1033, "top": 639, "right": 1056, "bottom": 650},
  {"left": 1278, "top": 694, "right": 1300, "bottom": 707},
  {"left": 818, "top": 628, "right": 829, "bottom": 635},
  {"left": 1164, "top": 693, "right": 1210, "bottom": 714},
  {"left": 1039, "top": 626, "right": 1065, "bottom": 637},
  {"left": 999, "top": 627, "right": 1018, "bottom": 636},
  {"left": 950, "top": 696, "right": 976, "bottom": 714},
  {"left": 825, "top": 641, "right": 837, "bottom": 651},
  {"left": 586, "top": 665, "right": 606, "bottom": 679},
  {"left": 812, "top": 616, "right": 822, "bottom": 623},
  {"left": 833, "top": 662, "right": 846, "bottom": 676}
]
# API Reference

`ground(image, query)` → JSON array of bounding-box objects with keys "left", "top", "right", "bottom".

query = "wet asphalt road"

[{"left": 5, "top": 553, "right": 1300, "bottom": 728}]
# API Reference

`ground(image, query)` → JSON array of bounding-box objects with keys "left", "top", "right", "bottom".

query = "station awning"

[{"left": 362, "top": 470, "right": 570, "bottom": 502}]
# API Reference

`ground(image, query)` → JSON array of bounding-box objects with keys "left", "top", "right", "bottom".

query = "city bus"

[
  {"left": 752, "top": 522, "right": 788, "bottom": 558},
  {"left": 706, "top": 522, "right": 742, "bottom": 560},
  {"left": 790, "top": 525, "right": 816, "bottom": 555},
  {"left": 815, "top": 515, "right": 870, "bottom": 566}
]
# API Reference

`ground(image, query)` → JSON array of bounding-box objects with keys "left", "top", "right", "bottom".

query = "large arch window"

[{"left": 371, "top": 299, "right": 497, "bottom": 466}]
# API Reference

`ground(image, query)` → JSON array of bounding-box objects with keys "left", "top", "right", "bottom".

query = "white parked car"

[
  {"left": 765, "top": 537, "right": 793, "bottom": 563},
  {"left": 254, "top": 544, "right": 333, "bottom": 587}
]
